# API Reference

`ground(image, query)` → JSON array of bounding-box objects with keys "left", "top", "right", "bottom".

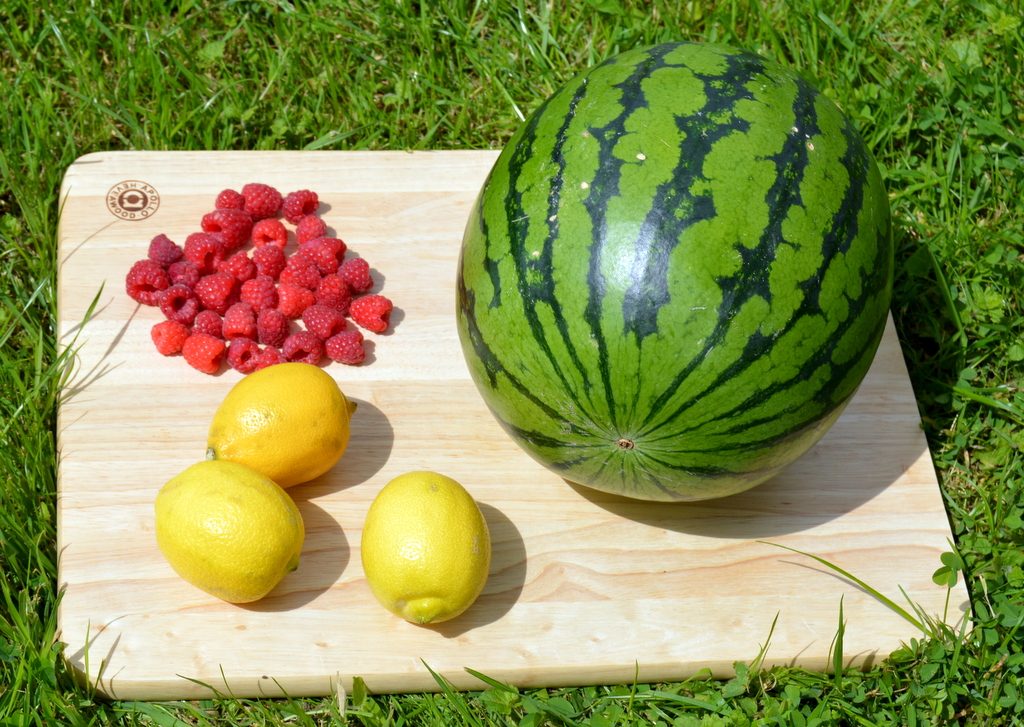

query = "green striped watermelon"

[{"left": 456, "top": 42, "right": 893, "bottom": 502}]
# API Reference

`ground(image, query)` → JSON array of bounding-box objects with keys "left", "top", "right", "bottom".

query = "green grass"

[{"left": 2, "top": 0, "right": 1023, "bottom": 724}]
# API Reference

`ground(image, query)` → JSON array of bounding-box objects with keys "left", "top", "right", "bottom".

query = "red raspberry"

[
  {"left": 150, "top": 320, "right": 190, "bottom": 356},
  {"left": 251, "top": 218, "right": 288, "bottom": 249},
  {"left": 241, "top": 182, "right": 283, "bottom": 221},
  {"left": 226, "top": 337, "right": 262, "bottom": 374},
  {"left": 192, "top": 310, "right": 223, "bottom": 338},
  {"left": 282, "top": 189, "right": 319, "bottom": 223},
  {"left": 301, "top": 304, "right": 347, "bottom": 340},
  {"left": 182, "top": 333, "right": 226, "bottom": 374},
  {"left": 222, "top": 302, "right": 257, "bottom": 340},
  {"left": 253, "top": 345, "right": 285, "bottom": 371},
  {"left": 256, "top": 308, "right": 289, "bottom": 347},
  {"left": 282, "top": 330, "right": 324, "bottom": 365},
  {"left": 339, "top": 256, "right": 373, "bottom": 293},
  {"left": 158, "top": 284, "right": 200, "bottom": 325},
  {"left": 276, "top": 283, "right": 316, "bottom": 319},
  {"left": 295, "top": 214, "right": 328, "bottom": 245},
  {"left": 279, "top": 256, "right": 321, "bottom": 290},
  {"left": 315, "top": 274, "right": 352, "bottom": 314},
  {"left": 325, "top": 329, "right": 365, "bottom": 365},
  {"left": 193, "top": 272, "right": 237, "bottom": 315},
  {"left": 183, "top": 232, "right": 224, "bottom": 274},
  {"left": 217, "top": 250, "right": 256, "bottom": 283},
  {"left": 215, "top": 189, "right": 245, "bottom": 210},
  {"left": 147, "top": 234, "right": 183, "bottom": 267},
  {"left": 239, "top": 275, "right": 278, "bottom": 313},
  {"left": 253, "top": 243, "right": 287, "bottom": 279},
  {"left": 125, "top": 259, "right": 169, "bottom": 306},
  {"left": 349, "top": 294, "right": 393, "bottom": 333},
  {"left": 167, "top": 259, "right": 201, "bottom": 288},
  {"left": 201, "top": 208, "right": 253, "bottom": 251},
  {"left": 298, "top": 237, "right": 347, "bottom": 274}
]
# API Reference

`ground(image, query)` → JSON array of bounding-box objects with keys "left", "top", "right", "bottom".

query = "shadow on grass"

[{"left": 889, "top": 223, "right": 970, "bottom": 450}]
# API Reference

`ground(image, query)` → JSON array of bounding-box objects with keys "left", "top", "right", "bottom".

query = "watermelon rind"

[{"left": 456, "top": 42, "right": 893, "bottom": 502}]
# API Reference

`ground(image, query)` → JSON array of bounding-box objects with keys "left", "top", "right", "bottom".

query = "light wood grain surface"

[{"left": 56, "top": 150, "right": 967, "bottom": 700}]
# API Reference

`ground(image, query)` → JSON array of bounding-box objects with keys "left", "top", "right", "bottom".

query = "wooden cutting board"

[{"left": 56, "top": 150, "right": 968, "bottom": 700}]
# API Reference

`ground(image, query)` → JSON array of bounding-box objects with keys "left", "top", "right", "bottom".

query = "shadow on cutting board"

[
  {"left": 430, "top": 503, "right": 528, "bottom": 638},
  {"left": 59, "top": 297, "right": 130, "bottom": 404},
  {"left": 301, "top": 397, "right": 395, "bottom": 497},
  {"left": 238, "top": 498, "right": 348, "bottom": 612},
  {"left": 564, "top": 438, "right": 929, "bottom": 539}
]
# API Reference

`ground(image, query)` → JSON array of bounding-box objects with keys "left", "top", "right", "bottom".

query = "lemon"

[
  {"left": 361, "top": 471, "right": 491, "bottom": 625},
  {"left": 154, "top": 459, "right": 304, "bottom": 603},
  {"left": 206, "top": 362, "right": 356, "bottom": 488}
]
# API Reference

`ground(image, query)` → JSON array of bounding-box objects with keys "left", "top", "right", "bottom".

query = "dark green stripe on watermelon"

[{"left": 456, "top": 42, "right": 893, "bottom": 501}]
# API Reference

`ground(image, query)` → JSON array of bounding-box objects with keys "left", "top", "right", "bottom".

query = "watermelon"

[{"left": 456, "top": 42, "right": 893, "bottom": 502}]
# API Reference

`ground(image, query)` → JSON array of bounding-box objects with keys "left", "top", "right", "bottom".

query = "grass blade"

[
  {"left": 421, "top": 660, "right": 483, "bottom": 727},
  {"left": 831, "top": 595, "right": 846, "bottom": 687},
  {"left": 760, "top": 541, "right": 926, "bottom": 633}
]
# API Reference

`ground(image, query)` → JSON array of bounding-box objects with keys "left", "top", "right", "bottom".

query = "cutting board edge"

[{"left": 64, "top": 651, "right": 857, "bottom": 701}]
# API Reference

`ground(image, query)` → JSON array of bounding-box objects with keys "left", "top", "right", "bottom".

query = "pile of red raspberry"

[{"left": 124, "top": 183, "right": 394, "bottom": 374}]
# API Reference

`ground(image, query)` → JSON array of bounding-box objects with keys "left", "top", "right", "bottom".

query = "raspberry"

[
  {"left": 147, "top": 234, "right": 183, "bottom": 267},
  {"left": 279, "top": 256, "right": 321, "bottom": 290},
  {"left": 253, "top": 243, "right": 287, "bottom": 279},
  {"left": 241, "top": 182, "right": 283, "bottom": 221},
  {"left": 125, "top": 259, "right": 169, "bottom": 306},
  {"left": 253, "top": 345, "right": 285, "bottom": 371},
  {"left": 301, "top": 304, "right": 347, "bottom": 340},
  {"left": 295, "top": 214, "right": 328, "bottom": 245},
  {"left": 201, "top": 208, "right": 253, "bottom": 251},
  {"left": 282, "top": 189, "right": 319, "bottom": 223},
  {"left": 183, "top": 232, "right": 224, "bottom": 274},
  {"left": 299, "top": 237, "right": 347, "bottom": 275},
  {"left": 217, "top": 250, "right": 256, "bottom": 283},
  {"left": 251, "top": 218, "right": 288, "bottom": 249},
  {"left": 349, "top": 294, "right": 393, "bottom": 333},
  {"left": 315, "top": 274, "right": 352, "bottom": 314},
  {"left": 239, "top": 275, "right": 278, "bottom": 313},
  {"left": 226, "top": 337, "right": 262, "bottom": 374},
  {"left": 193, "top": 272, "right": 237, "bottom": 315},
  {"left": 158, "top": 284, "right": 200, "bottom": 325},
  {"left": 167, "top": 259, "right": 201, "bottom": 288},
  {"left": 150, "top": 320, "right": 190, "bottom": 356},
  {"left": 182, "top": 332, "right": 226, "bottom": 374},
  {"left": 215, "top": 189, "right": 245, "bottom": 210},
  {"left": 222, "top": 302, "right": 257, "bottom": 340},
  {"left": 130, "top": 183, "right": 395, "bottom": 373},
  {"left": 339, "top": 256, "right": 373, "bottom": 293},
  {"left": 192, "top": 310, "right": 223, "bottom": 338},
  {"left": 276, "top": 282, "right": 316, "bottom": 319},
  {"left": 282, "top": 330, "right": 324, "bottom": 365},
  {"left": 325, "top": 329, "right": 365, "bottom": 365},
  {"left": 257, "top": 307, "right": 289, "bottom": 347}
]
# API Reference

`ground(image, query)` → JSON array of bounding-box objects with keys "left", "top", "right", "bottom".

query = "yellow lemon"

[
  {"left": 361, "top": 471, "right": 491, "bottom": 625},
  {"left": 206, "top": 362, "right": 356, "bottom": 488},
  {"left": 154, "top": 459, "right": 304, "bottom": 603}
]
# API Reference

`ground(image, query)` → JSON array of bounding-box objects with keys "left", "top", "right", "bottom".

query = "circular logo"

[{"left": 106, "top": 180, "right": 160, "bottom": 221}]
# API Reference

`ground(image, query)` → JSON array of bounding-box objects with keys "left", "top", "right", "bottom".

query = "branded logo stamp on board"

[{"left": 106, "top": 180, "right": 160, "bottom": 220}]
